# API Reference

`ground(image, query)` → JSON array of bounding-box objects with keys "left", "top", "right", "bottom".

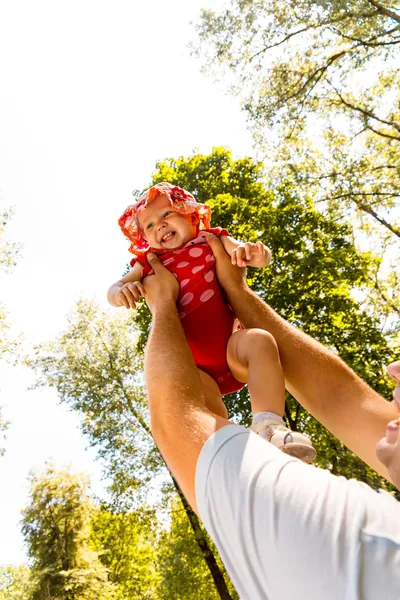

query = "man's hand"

[
  {"left": 231, "top": 241, "right": 272, "bottom": 268},
  {"left": 388, "top": 361, "right": 400, "bottom": 406},
  {"left": 143, "top": 252, "right": 179, "bottom": 313},
  {"left": 115, "top": 282, "right": 145, "bottom": 309},
  {"left": 207, "top": 235, "right": 247, "bottom": 295},
  {"left": 376, "top": 361, "right": 400, "bottom": 487}
]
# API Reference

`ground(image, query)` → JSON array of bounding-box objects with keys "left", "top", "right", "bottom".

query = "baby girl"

[{"left": 108, "top": 182, "right": 316, "bottom": 462}]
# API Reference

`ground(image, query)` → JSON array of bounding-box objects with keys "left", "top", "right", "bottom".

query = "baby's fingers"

[
  {"left": 244, "top": 242, "right": 253, "bottom": 261},
  {"left": 232, "top": 246, "right": 246, "bottom": 266},
  {"left": 134, "top": 281, "right": 146, "bottom": 297}
]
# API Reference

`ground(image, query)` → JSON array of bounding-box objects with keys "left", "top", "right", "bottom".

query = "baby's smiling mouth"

[{"left": 161, "top": 231, "right": 176, "bottom": 243}]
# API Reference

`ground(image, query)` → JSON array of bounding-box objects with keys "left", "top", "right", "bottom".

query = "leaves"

[{"left": 21, "top": 465, "right": 117, "bottom": 600}]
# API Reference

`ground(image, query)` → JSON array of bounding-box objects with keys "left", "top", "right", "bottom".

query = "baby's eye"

[
  {"left": 146, "top": 222, "right": 154, "bottom": 230},
  {"left": 163, "top": 211, "right": 172, "bottom": 217}
]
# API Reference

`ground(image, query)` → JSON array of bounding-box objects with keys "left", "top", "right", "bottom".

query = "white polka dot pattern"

[
  {"left": 204, "top": 271, "right": 214, "bottom": 282},
  {"left": 189, "top": 247, "right": 203, "bottom": 258},
  {"left": 200, "top": 289, "right": 215, "bottom": 303},
  {"left": 163, "top": 257, "right": 175, "bottom": 266},
  {"left": 181, "top": 292, "right": 194, "bottom": 306},
  {"left": 206, "top": 254, "right": 214, "bottom": 262},
  {"left": 176, "top": 262, "right": 189, "bottom": 268},
  {"left": 180, "top": 279, "right": 189, "bottom": 288},
  {"left": 192, "top": 265, "right": 204, "bottom": 274}
]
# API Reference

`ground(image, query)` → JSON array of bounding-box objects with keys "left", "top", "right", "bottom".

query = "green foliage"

[
  {"left": 155, "top": 498, "right": 238, "bottom": 600},
  {"left": 91, "top": 506, "right": 160, "bottom": 599},
  {"left": 30, "top": 301, "right": 160, "bottom": 509},
  {"left": 0, "top": 564, "right": 36, "bottom": 600},
  {"left": 21, "top": 465, "right": 117, "bottom": 600},
  {"left": 193, "top": 0, "right": 400, "bottom": 318}
]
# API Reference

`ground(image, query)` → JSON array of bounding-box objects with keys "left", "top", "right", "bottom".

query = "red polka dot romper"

[{"left": 132, "top": 227, "right": 245, "bottom": 395}]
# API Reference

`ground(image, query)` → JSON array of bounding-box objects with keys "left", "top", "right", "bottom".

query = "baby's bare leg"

[
  {"left": 227, "top": 328, "right": 285, "bottom": 416},
  {"left": 198, "top": 368, "right": 228, "bottom": 420},
  {"left": 227, "top": 328, "right": 316, "bottom": 462}
]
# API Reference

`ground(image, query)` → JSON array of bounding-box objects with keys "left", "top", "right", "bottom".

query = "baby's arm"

[
  {"left": 107, "top": 261, "right": 145, "bottom": 309},
  {"left": 220, "top": 236, "right": 272, "bottom": 268}
]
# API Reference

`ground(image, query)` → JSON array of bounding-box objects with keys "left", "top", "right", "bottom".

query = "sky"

[{"left": 0, "top": 0, "right": 255, "bottom": 564}]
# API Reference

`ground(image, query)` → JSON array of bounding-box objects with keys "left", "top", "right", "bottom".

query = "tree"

[
  {"left": 193, "top": 0, "right": 400, "bottom": 237},
  {"left": 0, "top": 565, "right": 36, "bottom": 600},
  {"left": 193, "top": 1, "right": 400, "bottom": 320},
  {"left": 155, "top": 498, "right": 238, "bottom": 600},
  {"left": 90, "top": 506, "right": 160, "bottom": 599},
  {"left": 21, "top": 465, "right": 117, "bottom": 600}
]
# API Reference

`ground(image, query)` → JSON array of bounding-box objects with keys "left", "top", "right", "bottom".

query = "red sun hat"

[{"left": 118, "top": 181, "right": 212, "bottom": 256}]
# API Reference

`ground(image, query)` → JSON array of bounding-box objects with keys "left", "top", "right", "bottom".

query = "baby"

[{"left": 108, "top": 182, "right": 316, "bottom": 462}]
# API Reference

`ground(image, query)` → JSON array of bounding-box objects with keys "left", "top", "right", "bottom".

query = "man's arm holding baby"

[
  {"left": 207, "top": 235, "right": 398, "bottom": 479},
  {"left": 107, "top": 261, "right": 145, "bottom": 309},
  {"left": 220, "top": 236, "right": 272, "bottom": 268}
]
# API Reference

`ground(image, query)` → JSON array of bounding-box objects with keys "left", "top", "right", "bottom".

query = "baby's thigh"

[{"left": 198, "top": 368, "right": 228, "bottom": 420}]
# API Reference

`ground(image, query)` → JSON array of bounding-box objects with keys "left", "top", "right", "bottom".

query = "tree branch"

[
  {"left": 328, "top": 84, "right": 400, "bottom": 133},
  {"left": 331, "top": 22, "right": 400, "bottom": 46},
  {"left": 366, "top": 0, "right": 400, "bottom": 24},
  {"left": 374, "top": 278, "right": 400, "bottom": 316},
  {"left": 249, "top": 10, "right": 378, "bottom": 60}
]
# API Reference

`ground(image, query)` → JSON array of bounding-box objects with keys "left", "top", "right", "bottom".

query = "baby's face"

[{"left": 138, "top": 194, "right": 197, "bottom": 250}]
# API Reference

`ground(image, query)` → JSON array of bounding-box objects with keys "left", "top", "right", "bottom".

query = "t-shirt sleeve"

[{"left": 195, "top": 424, "right": 400, "bottom": 600}]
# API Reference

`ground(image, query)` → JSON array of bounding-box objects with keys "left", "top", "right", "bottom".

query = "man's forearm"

[
  {"left": 145, "top": 300, "right": 227, "bottom": 510},
  {"left": 145, "top": 301, "right": 203, "bottom": 414},
  {"left": 227, "top": 286, "right": 397, "bottom": 477}
]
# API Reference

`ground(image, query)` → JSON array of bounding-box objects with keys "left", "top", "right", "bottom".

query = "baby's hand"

[
  {"left": 231, "top": 241, "right": 271, "bottom": 268},
  {"left": 116, "top": 281, "right": 145, "bottom": 309},
  {"left": 375, "top": 361, "right": 400, "bottom": 487}
]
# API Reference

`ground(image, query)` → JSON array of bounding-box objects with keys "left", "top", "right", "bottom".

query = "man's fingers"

[
  {"left": 147, "top": 252, "right": 163, "bottom": 272},
  {"left": 388, "top": 361, "right": 400, "bottom": 383},
  {"left": 135, "top": 281, "right": 146, "bottom": 296},
  {"left": 245, "top": 242, "right": 252, "bottom": 261}
]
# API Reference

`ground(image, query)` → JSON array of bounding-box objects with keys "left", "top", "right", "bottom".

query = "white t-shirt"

[{"left": 195, "top": 425, "right": 400, "bottom": 600}]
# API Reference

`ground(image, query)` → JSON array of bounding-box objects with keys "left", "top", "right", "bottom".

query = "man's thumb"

[
  {"left": 388, "top": 361, "right": 400, "bottom": 383},
  {"left": 147, "top": 252, "right": 161, "bottom": 269}
]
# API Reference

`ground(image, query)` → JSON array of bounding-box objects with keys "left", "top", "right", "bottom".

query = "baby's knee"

[{"left": 246, "top": 328, "right": 279, "bottom": 356}]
